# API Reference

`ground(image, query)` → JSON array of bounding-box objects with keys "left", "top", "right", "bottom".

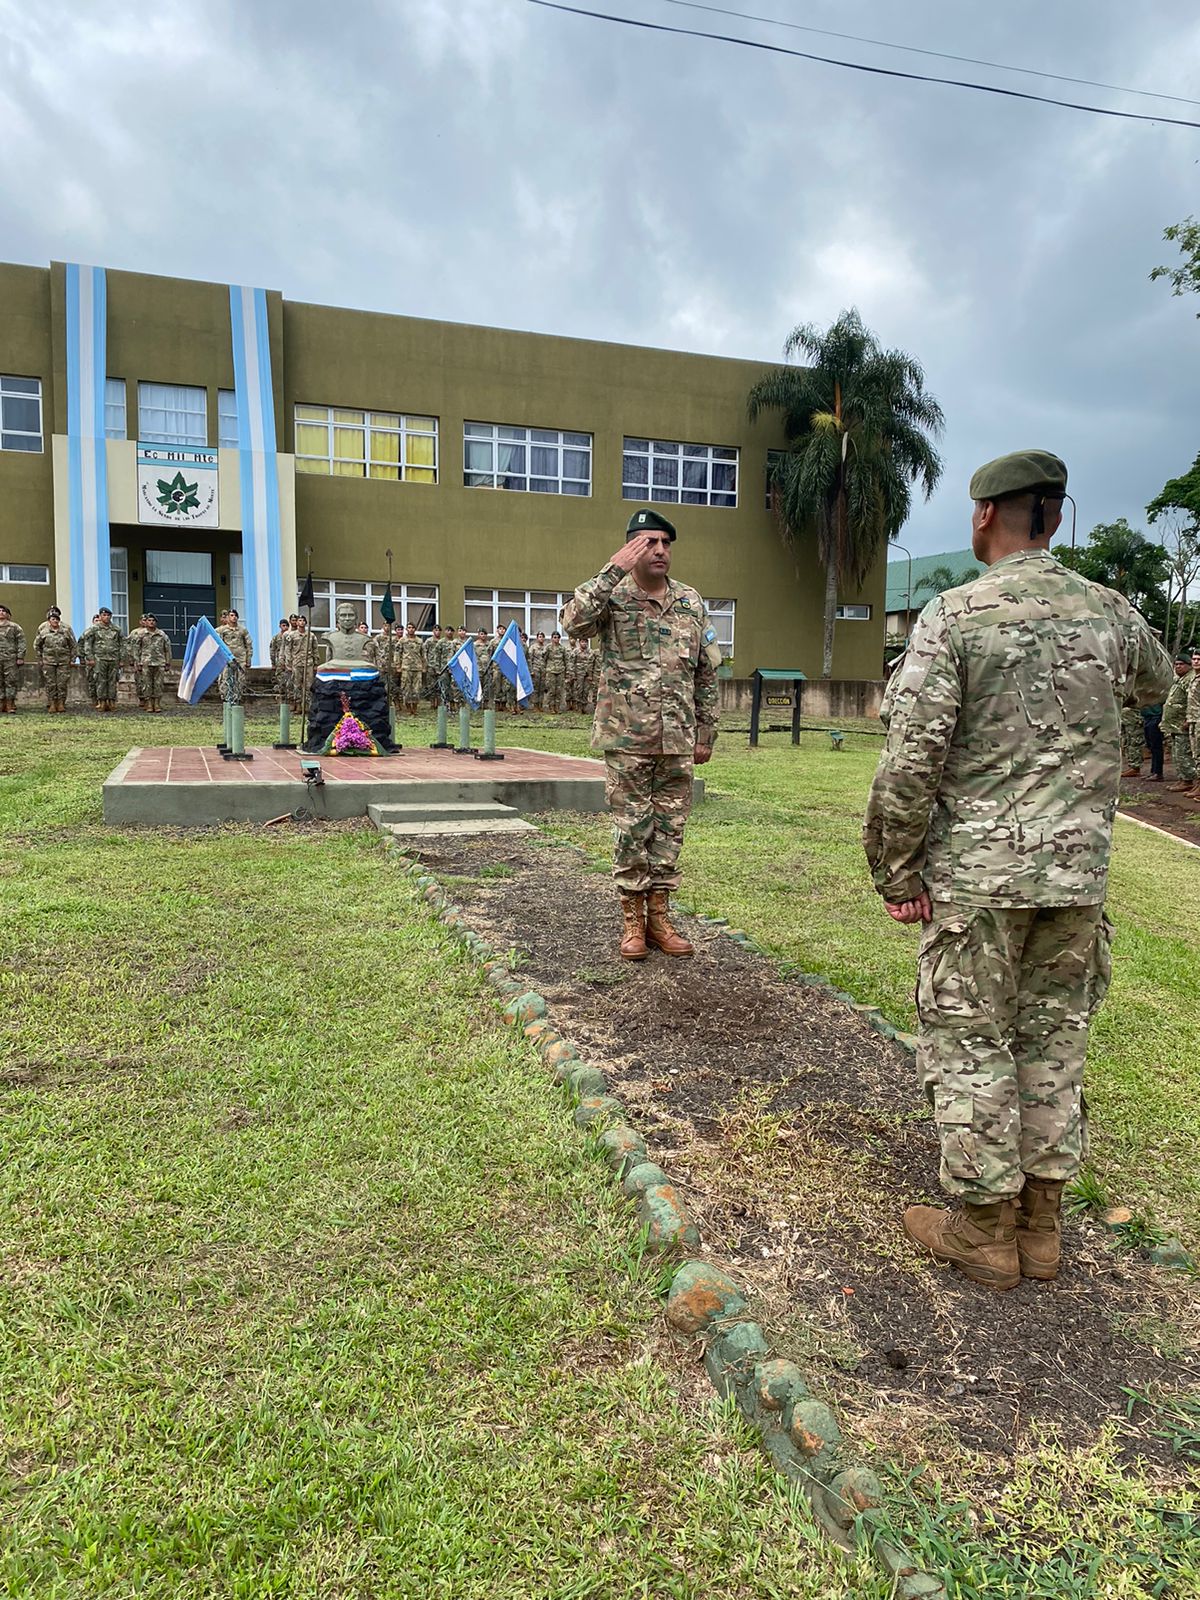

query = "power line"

[
  {"left": 661, "top": 0, "right": 1200, "bottom": 110},
  {"left": 526, "top": 0, "right": 1200, "bottom": 130}
]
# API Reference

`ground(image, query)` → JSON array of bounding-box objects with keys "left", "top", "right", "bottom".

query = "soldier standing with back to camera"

[
  {"left": 864, "top": 451, "right": 1173, "bottom": 1291},
  {"left": 562, "top": 508, "right": 720, "bottom": 960}
]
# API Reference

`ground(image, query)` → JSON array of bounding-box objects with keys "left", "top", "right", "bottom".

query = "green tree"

[
  {"left": 748, "top": 309, "right": 944, "bottom": 677},
  {"left": 1150, "top": 216, "right": 1200, "bottom": 314},
  {"left": 1147, "top": 452, "right": 1200, "bottom": 650},
  {"left": 1057, "top": 518, "right": 1169, "bottom": 622},
  {"left": 914, "top": 561, "right": 980, "bottom": 597}
]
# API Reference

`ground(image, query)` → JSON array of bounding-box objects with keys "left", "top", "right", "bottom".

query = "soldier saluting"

[
  {"left": 864, "top": 450, "right": 1173, "bottom": 1290},
  {"left": 562, "top": 508, "right": 720, "bottom": 960}
]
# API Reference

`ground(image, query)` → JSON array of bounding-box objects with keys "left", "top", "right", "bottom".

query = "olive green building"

[{"left": 0, "top": 259, "right": 884, "bottom": 677}]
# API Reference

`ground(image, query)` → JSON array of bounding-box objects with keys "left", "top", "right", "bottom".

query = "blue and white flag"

[
  {"left": 492, "top": 621, "right": 533, "bottom": 705},
  {"left": 177, "top": 616, "right": 234, "bottom": 704},
  {"left": 448, "top": 638, "right": 482, "bottom": 707}
]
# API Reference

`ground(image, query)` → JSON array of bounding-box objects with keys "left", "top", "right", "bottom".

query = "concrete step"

[
  {"left": 382, "top": 817, "right": 537, "bottom": 838},
  {"left": 368, "top": 800, "right": 520, "bottom": 825}
]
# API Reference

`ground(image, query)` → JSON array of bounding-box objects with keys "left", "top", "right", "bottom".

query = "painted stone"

[
  {"left": 523, "top": 1019, "right": 556, "bottom": 1044},
  {"left": 784, "top": 1397, "right": 841, "bottom": 1479},
  {"left": 665, "top": 1261, "right": 747, "bottom": 1334},
  {"left": 621, "top": 1161, "right": 669, "bottom": 1198},
  {"left": 564, "top": 1064, "right": 606, "bottom": 1101},
  {"left": 596, "top": 1126, "right": 647, "bottom": 1176},
  {"left": 502, "top": 992, "right": 546, "bottom": 1026},
  {"left": 573, "top": 1094, "right": 624, "bottom": 1130},
  {"left": 823, "top": 1466, "right": 884, "bottom": 1528},
  {"left": 753, "top": 1358, "right": 809, "bottom": 1414},
  {"left": 704, "top": 1322, "right": 769, "bottom": 1400},
  {"left": 543, "top": 1040, "right": 579, "bottom": 1072},
  {"left": 637, "top": 1182, "right": 701, "bottom": 1253}
]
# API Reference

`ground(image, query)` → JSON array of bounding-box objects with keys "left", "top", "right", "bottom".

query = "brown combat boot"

[
  {"left": 644, "top": 890, "right": 694, "bottom": 957},
  {"left": 619, "top": 892, "right": 649, "bottom": 961},
  {"left": 903, "top": 1198, "right": 1020, "bottom": 1291},
  {"left": 1015, "top": 1178, "right": 1065, "bottom": 1280}
]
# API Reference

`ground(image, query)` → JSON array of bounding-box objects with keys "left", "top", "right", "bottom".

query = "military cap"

[
  {"left": 626, "top": 507, "right": 677, "bottom": 542},
  {"left": 969, "top": 450, "right": 1068, "bottom": 502},
  {"left": 98, "top": 606, "right": 112, "bottom": 617}
]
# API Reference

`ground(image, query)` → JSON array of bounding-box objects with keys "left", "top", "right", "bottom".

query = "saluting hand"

[{"left": 610, "top": 533, "right": 654, "bottom": 574}]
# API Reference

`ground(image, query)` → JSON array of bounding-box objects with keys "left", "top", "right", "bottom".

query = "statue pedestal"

[{"left": 302, "top": 670, "right": 401, "bottom": 754}]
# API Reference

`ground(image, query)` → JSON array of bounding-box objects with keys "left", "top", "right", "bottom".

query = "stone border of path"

[
  {"left": 382, "top": 837, "right": 947, "bottom": 1600},
  {"left": 673, "top": 907, "right": 1194, "bottom": 1277}
]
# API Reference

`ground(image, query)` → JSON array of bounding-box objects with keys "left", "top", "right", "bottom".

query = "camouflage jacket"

[
  {"left": 1161, "top": 669, "right": 1192, "bottom": 734},
  {"left": 367, "top": 630, "right": 396, "bottom": 671},
  {"left": 36, "top": 626, "right": 75, "bottom": 664},
  {"left": 285, "top": 631, "right": 323, "bottom": 677},
  {"left": 141, "top": 629, "right": 172, "bottom": 669},
  {"left": 0, "top": 620, "right": 25, "bottom": 662},
  {"left": 864, "top": 548, "right": 1174, "bottom": 907},
  {"left": 269, "top": 630, "right": 290, "bottom": 669},
  {"left": 124, "top": 626, "right": 146, "bottom": 666},
  {"left": 561, "top": 564, "right": 720, "bottom": 755},
  {"left": 397, "top": 636, "right": 425, "bottom": 674},
  {"left": 79, "top": 621, "right": 123, "bottom": 663},
  {"left": 217, "top": 624, "right": 253, "bottom": 668},
  {"left": 542, "top": 642, "right": 568, "bottom": 676},
  {"left": 36, "top": 620, "right": 76, "bottom": 652},
  {"left": 424, "top": 636, "right": 447, "bottom": 675},
  {"left": 1187, "top": 669, "right": 1200, "bottom": 728}
]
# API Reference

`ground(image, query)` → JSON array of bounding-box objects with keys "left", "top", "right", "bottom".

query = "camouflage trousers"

[
  {"left": 916, "top": 901, "right": 1112, "bottom": 1203},
  {"left": 544, "top": 674, "right": 567, "bottom": 714},
  {"left": 0, "top": 657, "right": 21, "bottom": 700},
  {"left": 604, "top": 752, "right": 694, "bottom": 893},
  {"left": 1120, "top": 707, "right": 1144, "bottom": 770},
  {"left": 94, "top": 659, "right": 120, "bottom": 702},
  {"left": 1171, "top": 731, "right": 1196, "bottom": 782},
  {"left": 143, "top": 665, "right": 165, "bottom": 703},
  {"left": 399, "top": 669, "right": 423, "bottom": 705},
  {"left": 41, "top": 661, "right": 71, "bottom": 702}
]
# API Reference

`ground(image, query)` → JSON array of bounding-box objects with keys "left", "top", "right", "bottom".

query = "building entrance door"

[{"left": 144, "top": 551, "right": 216, "bottom": 658}]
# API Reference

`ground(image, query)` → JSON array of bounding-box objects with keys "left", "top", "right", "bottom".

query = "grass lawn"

[{"left": 0, "top": 713, "right": 884, "bottom": 1598}]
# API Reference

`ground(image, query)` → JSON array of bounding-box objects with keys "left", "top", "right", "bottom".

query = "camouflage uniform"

[
  {"left": 1187, "top": 669, "right": 1200, "bottom": 771},
  {"left": 140, "top": 626, "right": 172, "bottom": 709},
  {"left": 80, "top": 618, "right": 124, "bottom": 707},
  {"left": 562, "top": 564, "right": 719, "bottom": 892},
  {"left": 1120, "top": 704, "right": 1145, "bottom": 772},
  {"left": 397, "top": 633, "right": 425, "bottom": 712},
  {"left": 287, "top": 627, "right": 322, "bottom": 712},
  {"left": 864, "top": 548, "right": 1173, "bottom": 1202},
  {"left": 124, "top": 622, "right": 147, "bottom": 708},
  {"left": 36, "top": 622, "right": 74, "bottom": 709},
  {"left": 217, "top": 621, "right": 252, "bottom": 705},
  {"left": 475, "top": 636, "right": 496, "bottom": 709},
  {"left": 583, "top": 643, "right": 600, "bottom": 714},
  {"left": 1161, "top": 667, "right": 1195, "bottom": 783},
  {"left": 542, "top": 639, "right": 568, "bottom": 713},
  {"left": 424, "top": 632, "right": 445, "bottom": 705},
  {"left": 270, "top": 627, "right": 291, "bottom": 705},
  {"left": 0, "top": 615, "right": 27, "bottom": 710},
  {"left": 528, "top": 639, "right": 547, "bottom": 709}
]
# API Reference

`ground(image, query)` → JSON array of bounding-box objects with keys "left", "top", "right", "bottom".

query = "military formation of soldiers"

[
  {"left": 263, "top": 614, "right": 600, "bottom": 719},
  {"left": 0, "top": 603, "right": 176, "bottom": 713}
]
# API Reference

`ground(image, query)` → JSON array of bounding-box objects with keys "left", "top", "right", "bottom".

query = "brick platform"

[{"left": 102, "top": 744, "right": 703, "bottom": 827}]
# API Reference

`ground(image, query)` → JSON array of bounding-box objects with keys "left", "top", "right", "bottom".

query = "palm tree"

[
  {"left": 748, "top": 310, "right": 944, "bottom": 677},
  {"left": 914, "top": 562, "right": 980, "bottom": 597}
]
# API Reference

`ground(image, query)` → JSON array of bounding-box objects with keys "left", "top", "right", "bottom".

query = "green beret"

[
  {"left": 969, "top": 450, "right": 1068, "bottom": 502},
  {"left": 626, "top": 507, "right": 677, "bottom": 542}
]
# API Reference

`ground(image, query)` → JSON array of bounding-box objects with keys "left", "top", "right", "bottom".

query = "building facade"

[{"left": 0, "top": 260, "right": 886, "bottom": 677}]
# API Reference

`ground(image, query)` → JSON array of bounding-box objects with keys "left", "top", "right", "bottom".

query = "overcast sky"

[{"left": 2, "top": 0, "right": 1198, "bottom": 556}]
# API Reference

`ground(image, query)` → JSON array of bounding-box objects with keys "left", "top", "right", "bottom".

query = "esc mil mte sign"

[{"left": 137, "top": 444, "right": 219, "bottom": 528}]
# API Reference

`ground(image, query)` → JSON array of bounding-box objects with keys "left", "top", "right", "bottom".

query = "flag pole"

[
  {"left": 299, "top": 548, "right": 315, "bottom": 748},
  {"left": 384, "top": 547, "right": 397, "bottom": 745}
]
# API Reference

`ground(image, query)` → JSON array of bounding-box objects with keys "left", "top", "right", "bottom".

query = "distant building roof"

[{"left": 885, "top": 548, "right": 980, "bottom": 614}]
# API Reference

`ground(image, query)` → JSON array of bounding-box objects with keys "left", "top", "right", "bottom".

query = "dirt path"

[
  {"left": 415, "top": 833, "right": 1198, "bottom": 1490},
  {"left": 1119, "top": 774, "right": 1200, "bottom": 847}
]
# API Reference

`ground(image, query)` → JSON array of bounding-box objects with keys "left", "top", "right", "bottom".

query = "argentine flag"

[
  {"left": 448, "top": 638, "right": 482, "bottom": 707},
  {"left": 177, "top": 616, "right": 234, "bottom": 704},
  {"left": 492, "top": 621, "right": 533, "bottom": 705}
]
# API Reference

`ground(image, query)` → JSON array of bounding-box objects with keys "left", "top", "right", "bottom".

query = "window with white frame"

[
  {"left": 703, "top": 597, "right": 736, "bottom": 658},
  {"left": 138, "top": 382, "right": 207, "bottom": 446},
  {"left": 622, "top": 437, "right": 738, "bottom": 507},
  {"left": 464, "top": 588, "right": 571, "bottom": 638},
  {"left": 304, "top": 578, "right": 439, "bottom": 634},
  {"left": 765, "top": 449, "right": 786, "bottom": 510},
  {"left": 293, "top": 405, "right": 438, "bottom": 483},
  {"left": 109, "top": 547, "right": 129, "bottom": 635},
  {"left": 218, "top": 389, "right": 239, "bottom": 448},
  {"left": 229, "top": 553, "right": 245, "bottom": 621},
  {"left": 463, "top": 423, "right": 591, "bottom": 496},
  {"left": 0, "top": 561, "right": 49, "bottom": 584},
  {"left": 835, "top": 603, "right": 872, "bottom": 621},
  {"left": 1, "top": 375, "right": 42, "bottom": 453},
  {"left": 105, "top": 378, "right": 127, "bottom": 440}
]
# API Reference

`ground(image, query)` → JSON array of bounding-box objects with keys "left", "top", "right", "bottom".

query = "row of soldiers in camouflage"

[
  {"left": 0, "top": 603, "right": 173, "bottom": 713},
  {"left": 1124, "top": 647, "right": 1200, "bottom": 793},
  {"left": 266, "top": 616, "right": 600, "bottom": 715}
]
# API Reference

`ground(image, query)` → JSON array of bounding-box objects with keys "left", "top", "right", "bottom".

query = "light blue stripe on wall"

[
  {"left": 63, "top": 263, "right": 111, "bottom": 635},
  {"left": 229, "top": 283, "right": 283, "bottom": 667}
]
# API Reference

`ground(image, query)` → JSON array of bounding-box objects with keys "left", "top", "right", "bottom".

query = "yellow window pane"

[
  {"left": 333, "top": 459, "right": 364, "bottom": 478},
  {"left": 295, "top": 423, "right": 328, "bottom": 456},
  {"left": 370, "top": 412, "right": 400, "bottom": 429},
  {"left": 368, "top": 463, "right": 399, "bottom": 481},
  {"left": 333, "top": 408, "right": 364, "bottom": 426},
  {"left": 406, "top": 416, "right": 436, "bottom": 432},
  {"left": 406, "top": 435, "right": 435, "bottom": 468},
  {"left": 334, "top": 427, "right": 364, "bottom": 461},
  {"left": 406, "top": 467, "right": 436, "bottom": 485},
  {"left": 371, "top": 431, "right": 400, "bottom": 464},
  {"left": 295, "top": 404, "right": 327, "bottom": 422},
  {"left": 295, "top": 456, "right": 328, "bottom": 475}
]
